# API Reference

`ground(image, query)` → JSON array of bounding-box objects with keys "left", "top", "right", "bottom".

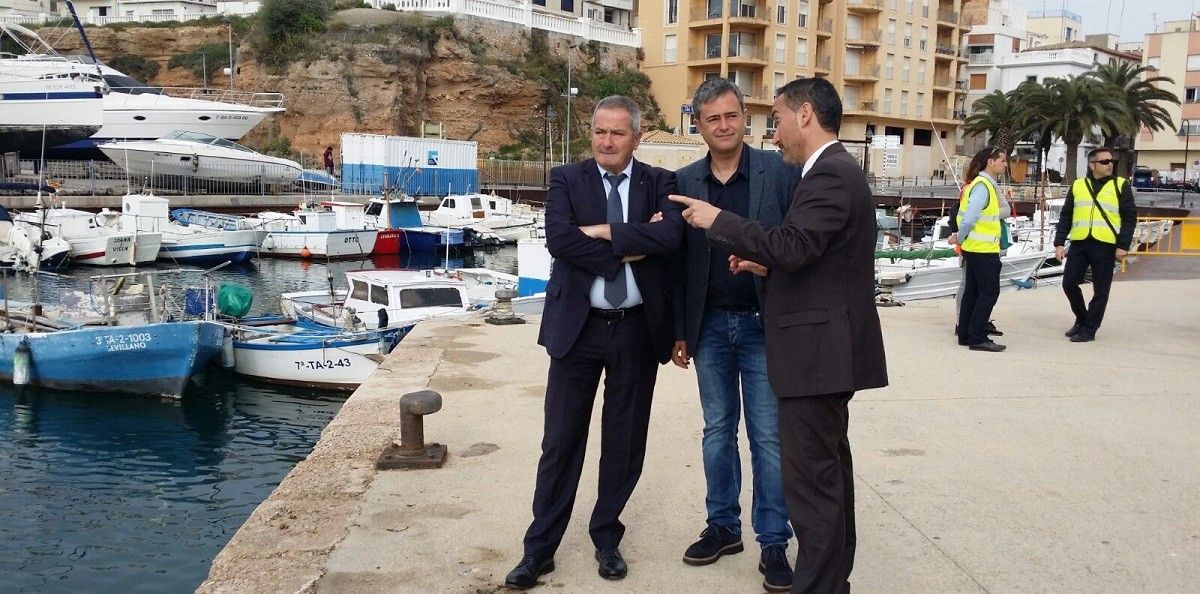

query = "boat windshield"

[
  {"left": 103, "top": 73, "right": 162, "bottom": 94},
  {"left": 165, "top": 130, "right": 256, "bottom": 153}
]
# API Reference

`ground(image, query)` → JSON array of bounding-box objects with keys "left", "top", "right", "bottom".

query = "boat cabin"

[{"left": 341, "top": 269, "right": 472, "bottom": 328}]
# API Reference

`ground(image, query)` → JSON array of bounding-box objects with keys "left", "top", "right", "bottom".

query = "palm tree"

[
  {"left": 1086, "top": 62, "right": 1180, "bottom": 174},
  {"left": 1015, "top": 76, "right": 1127, "bottom": 184},
  {"left": 963, "top": 90, "right": 1026, "bottom": 161}
]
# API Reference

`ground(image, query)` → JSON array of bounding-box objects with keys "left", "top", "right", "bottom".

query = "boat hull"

[
  {"left": 259, "top": 229, "right": 378, "bottom": 259},
  {"left": 157, "top": 229, "right": 264, "bottom": 266},
  {"left": 0, "top": 320, "right": 224, "bottom": 397},
  {"left": 877, "top": 251, "right": 1050, "bottom": 302},
  {"left": 232, "top": 327, "right": 406, "bottom": 390},
  {"left": 72, "top": 233, "right": 162, "bottom": 266},
  {"left": 98, "top": 145, "right": 302, "bottom": 185}
]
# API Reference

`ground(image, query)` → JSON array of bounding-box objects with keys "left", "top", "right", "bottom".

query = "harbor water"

[{"left": 0, "top": 247, "right": 517, "bottom": 593}]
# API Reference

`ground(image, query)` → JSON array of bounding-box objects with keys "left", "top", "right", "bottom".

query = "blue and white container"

[{"left": 340, "top": 133, "right": 478, "bottom": 196}]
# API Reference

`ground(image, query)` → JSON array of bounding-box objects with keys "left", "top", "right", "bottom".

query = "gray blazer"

[{"left": 671, "top": 145, "right": 801, "bottom": 353}]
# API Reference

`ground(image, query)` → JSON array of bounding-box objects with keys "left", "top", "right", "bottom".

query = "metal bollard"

[
  {"left": 485, "top": 287, "right": 525, "bottom": 325},
  {"left": 376, "top": 390, "right": 448, "bottom": 470}
]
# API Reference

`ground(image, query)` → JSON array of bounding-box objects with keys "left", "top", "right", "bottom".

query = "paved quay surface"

[{"left": 198, "top": 275, "right": 1200, "bottom": 594}]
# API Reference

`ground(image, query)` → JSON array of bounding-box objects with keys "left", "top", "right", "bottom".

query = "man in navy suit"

[{"left": 505, "top": 95, "right": 684, "bottom": 590}]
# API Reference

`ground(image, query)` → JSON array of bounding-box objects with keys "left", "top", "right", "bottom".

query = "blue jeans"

[{"left": 693, "top": 308, "right": 792, "bottom": 548}]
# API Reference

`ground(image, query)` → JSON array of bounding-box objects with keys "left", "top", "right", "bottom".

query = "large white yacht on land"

[{"left": 0, "top": 22, "right": 284, "bottom": 156}]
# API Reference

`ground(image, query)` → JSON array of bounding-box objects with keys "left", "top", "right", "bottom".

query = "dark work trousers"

[
  {"left": 957, "top": 251, "right": 1002, "bottom": 346},
  {"left": 522, "top": 311, "right": 659, "bottom": 559},
  {"left": 779, "top": 392, "right": 855, "bottom": 594},
  {"left": 1062, "top": 240, "right": 1117, "bottom": 336}
]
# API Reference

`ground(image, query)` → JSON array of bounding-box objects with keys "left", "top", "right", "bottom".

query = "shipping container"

[{"left": 340, "top": 133, "right": 478, "bottom": 196}]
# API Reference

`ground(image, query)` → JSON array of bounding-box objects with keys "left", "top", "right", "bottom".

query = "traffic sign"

[{"left": 681, "top": 104, "right": 694, "bottom": 114}]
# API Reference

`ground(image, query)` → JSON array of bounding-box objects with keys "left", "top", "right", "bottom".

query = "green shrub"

[
  {"left": 168, "top": 43, "right": 230, "bottom": 80},
  {"left": 108, "top": 54, "right": 160, "bottom": 82},
  {"left": 251, "top": 0, "right": 334, "bottom": 72}
]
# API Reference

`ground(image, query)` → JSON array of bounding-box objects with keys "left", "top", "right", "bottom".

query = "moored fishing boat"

[{"left": 223, "top": 317, "right": 404, "bottom": 390}]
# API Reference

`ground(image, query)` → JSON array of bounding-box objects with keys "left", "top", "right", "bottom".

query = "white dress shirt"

[
  {"left": 801, "top": 140, "right": 839, "bottom": 179},
  {"left": 590, "top": 160, "right": 643, "bottom": 309}
]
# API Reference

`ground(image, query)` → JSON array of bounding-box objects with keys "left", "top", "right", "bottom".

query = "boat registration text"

[
  {"left": 94, "top": 332, "right": 153, "bottom": 352},
  {"left": 295, "top": 358, "right": 353, "bottom": 370}
]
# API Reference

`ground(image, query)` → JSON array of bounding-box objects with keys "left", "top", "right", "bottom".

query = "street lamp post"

[
  {"left": 562, "top": 44, "right": 579, "bottom": 165},
  {"left": 544, "top": 106, "right": 555, "bottom": 186},
  {"left": 226, "top": 18, "right": 235, "bottom": 91},
  {"left": 1181, "top": 119, "right": 1192, "bottom": 208}
]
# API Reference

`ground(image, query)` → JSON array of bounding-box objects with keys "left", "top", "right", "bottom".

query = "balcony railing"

[
  {"left": 937, "top": 9, "right": 960, "bottom": 24},
  {"left": 935, "top": 43, "right": 957, "bottom": 56},
  {"left": 934, "top": 75, "right": 952, "bottom": 87},
  {"left": 690, "top": 8, "right": 725, "bottom": 21},
  {"left": 817, "top": 18, "right": 833, "bottom": 34},
  {"left": 815, "top": 55, "right": 832, "bottom": 71},
  {"left": 727, "top": 45, "right": 767, "bottom": 61},
  {"left": 968, "top": 51, "right": 995, "bottom": 64},
  {"left": 845, "top": 64, "right": 882, "bottom": 78},
  {"left": 853, "top": 100, "right": 878, "bottom": 112},
  {"left": 846, "top": 0, "right": 883, "bottom": 10},
  {"left": 728, "top": 2, "right": 769, "bottom": 23},
  {"left": 689, "top": 46, "right": 725, "bottom": 60},
  {"left": 846, "top": 29, "right": 883, "bottom": 44}
]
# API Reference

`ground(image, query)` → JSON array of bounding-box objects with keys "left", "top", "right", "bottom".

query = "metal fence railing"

[
  {"left": 477, "top": 159, "right": 551, "bottom": 187},
  {"left": 13, "top": 159, "right": 333, "bottom": 197}
]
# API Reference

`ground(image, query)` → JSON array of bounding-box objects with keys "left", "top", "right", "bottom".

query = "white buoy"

[
  {"left": 220, "top": 334, "right": 236, "bottom": 368},
  {"left": 13, "top": 338, "right": 32, "bottom": 386}
]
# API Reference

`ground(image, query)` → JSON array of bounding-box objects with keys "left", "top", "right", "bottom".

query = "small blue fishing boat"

[{"left": 0, "top": 320, "right": 224, "bottom": 397}]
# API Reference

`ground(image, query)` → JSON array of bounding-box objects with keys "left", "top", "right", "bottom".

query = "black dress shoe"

[
  {"left": 1070, "top": 332, "right": 1095, "bottom": 342},
  {"left": 987, "top": 321, "right": 1004, "bottom": 336},
  {"left": 968, "top": 340, "right": 1006, "bottom": 352},
  {"left": 595, "top": 547, "right": 628, "bottom": 580},
  {"left": 1065, "top": 323, "right": 1084, "bottom": 337},
  {"left": 504, "top": 555, "right": 555, "bottom": 590}
]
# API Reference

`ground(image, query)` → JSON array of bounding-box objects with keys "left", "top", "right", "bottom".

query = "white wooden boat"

[
  {"left": 421, "top": 193, "right": 539, "bottom": 243},
  {"left": 16, "top": 205, "right": 160, "bottom": 266},
  {"left": 254, "top": 201, "right": 377, "bottom": 260},
  {"left": 224, "top": 318, "right": 404, "bottom": 390},
  {"left": 108, "top": 193, "right": 265, "bottom": 265}
]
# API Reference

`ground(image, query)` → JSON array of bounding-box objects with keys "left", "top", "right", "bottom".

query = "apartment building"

[
  {"left": 0, "top": 0, "right": 58, "bottom": 16},
  {"left": 1025, "top": 7, "right": 1082, "bottom": 46},
  {"left": 1137, "top": 17, "right": 1200, "bottom": 180},
  {"left": 639, "top": 0, "right": 971, "bottom": 177}
]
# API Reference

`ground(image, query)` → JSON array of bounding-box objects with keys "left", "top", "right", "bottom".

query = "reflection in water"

[{"left": 0, "top": 245, "right": 517, "bottom": 592}]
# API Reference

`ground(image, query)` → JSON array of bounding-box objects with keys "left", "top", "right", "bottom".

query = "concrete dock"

[{"left": 198, "top": 271, "right": 1200, "bottom": 593}]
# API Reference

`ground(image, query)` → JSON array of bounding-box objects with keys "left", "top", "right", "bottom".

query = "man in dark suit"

[
  {"left": 670, "top": 78, "right": 800, "bottom": 593},
  {"left": 505, "top": 95, "right": 684, "bottom": 590},
  {"left": 671, "top": 78, "right": 888, "bottom": 594}
]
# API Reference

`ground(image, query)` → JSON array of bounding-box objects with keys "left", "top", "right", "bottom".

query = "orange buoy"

[{"left": 300, "top": 246, "right": 312, "bottom": 259}]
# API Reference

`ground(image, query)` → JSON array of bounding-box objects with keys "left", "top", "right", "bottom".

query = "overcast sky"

[{"left": 1014, "top": 0, "right": 1199, "bottom": 42}]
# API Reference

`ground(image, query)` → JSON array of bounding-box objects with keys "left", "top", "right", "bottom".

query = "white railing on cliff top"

[
  {"left": 377, "top": 0, "right": 641, "bottom": 47},
  {"left": 1, "top": 0, "right": 641, "bottom": 47}
]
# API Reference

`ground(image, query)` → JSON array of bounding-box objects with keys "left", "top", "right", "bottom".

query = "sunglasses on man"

[{"left": 1091, "top": 159, "right": 1114, "bottom": 165}]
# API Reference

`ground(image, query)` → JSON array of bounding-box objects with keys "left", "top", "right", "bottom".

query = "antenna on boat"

[{"left": 64, "top": 2, "right": 103, "bottom": 79}]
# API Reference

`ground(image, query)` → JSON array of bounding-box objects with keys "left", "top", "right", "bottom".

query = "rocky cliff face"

[{"left": 39, "top": 10, "right": 647, "bottom": 161}]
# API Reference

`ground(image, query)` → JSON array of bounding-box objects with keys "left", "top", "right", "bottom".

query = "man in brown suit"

[{"left": 670, "top": 77, "right": 888, "bottom": 594}]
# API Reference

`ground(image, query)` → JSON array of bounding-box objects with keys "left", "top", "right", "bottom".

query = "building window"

[
  {"left": 795, "top": 37, "right": 808, "bottom": 66},
  {"left": 901, "top": 57, "right": 911, "bottom": 82},
  {"left": 706, "top": 33, "right": 723, "bottom": 59},
  {"left": 904, "top": 22, "right": 912, "bottom": 48},
  {"left": 1147, "top": 57, "right": 1161, "bottom": 69},
  {"left": 666, "top": 0, "right": 678, "bottom": 24},
  {"left": 561, "top": 0, "right": 573, "bottom": 13},
  {"left": 777, "top": 2, "right": 786, "bottom": 24},
  {"left": 906, "top": 0, "right": 914, "bottom": 14},
  {"left": 917, "top": 59, "right": 926, "bottom": 83},
  {"left": 885, "top": 126, "right": 905, "bottom": 142},
  {"left": 775, "top": 34, "right": 787, "bottom": 64},
  {"left": 919, "top": 26, "right": 928, "bottom": 51},
  {"left": 1065, "top": 27, "right": 1073, "bottom": 41},
  {"left": 744, "top": 114, "right": 753, "bottom": 136},
  {"left": 885, "top": 53, "right": 894, "bottom": 79},
  {"left": 884, "top": 88, "right": 894, "bottom": 114},
  {"left": 915, "top": 92, "right": 924, "bottom": 116},
  {"left": 1187, "top": 55, "right": 1200, "bottom": 70},
  {"left": 970, "top": 73, "right": 987, "bottom": 89},
  {"left": 664, "top": 34, "right": 677, "bottom": 63},
  {"left": 887, "top": 19, "right": 897, "bottom": 45},
  {"left": 729, "top": 32, "right": 756, "bottom": 58},
  {"left": 797, "top": 0, "right": 808, "bottom": 27},
  {"left": 913, "top": 128, "right": 933, "bottom": 146},
  {"left": 1185, "top": 87, "right": 1200, "bottom": 103},
  {"left": 707, "top": 0, "right": 722, "bottom": 18},
  {"left": 766, "top": 115, "right": 777, "bottom": 137},
  {"left": 900, "top": 90, "right": 909, "bottom": 116}
]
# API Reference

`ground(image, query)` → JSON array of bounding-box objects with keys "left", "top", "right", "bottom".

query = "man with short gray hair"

[
  {"left": 505, "top": 95, "right": 684, "bottom": 590},
  {"left": 670, "top": 78, "right": 799, "bottom": 593}
]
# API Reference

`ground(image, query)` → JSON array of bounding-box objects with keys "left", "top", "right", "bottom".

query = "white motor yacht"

[
  {"left": 0, "top": 23, "right": 283, "bottom": 154},
  {"left": 0, "top": 71, "right": 103, "bottom": 155},
  {"left": 98, "top": 130, "right": 303, "bottom": 185}
]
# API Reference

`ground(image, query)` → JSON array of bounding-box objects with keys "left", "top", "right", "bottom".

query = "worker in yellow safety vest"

[
  {"left": 1053, "top": 147, "right": 1136, "bottom": 342},
  {"left": 949, "top": 146, "right": 1009, "bottom": 352}
]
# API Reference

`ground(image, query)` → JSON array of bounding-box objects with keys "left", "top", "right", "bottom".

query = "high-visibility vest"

[
  {"left": 1068, "top": 177, "right": 1125, "bottom": 244},
  {"left": 956, "top": 176, "right": 1001, "bottom": 254}
]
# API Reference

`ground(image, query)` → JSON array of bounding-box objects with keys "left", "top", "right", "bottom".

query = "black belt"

[
  {"left": 589, "top": 304, "right": 644, "bottom": 320},
  {"left": 714, "top": 305, "right": 759, "bottom": 314}
]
